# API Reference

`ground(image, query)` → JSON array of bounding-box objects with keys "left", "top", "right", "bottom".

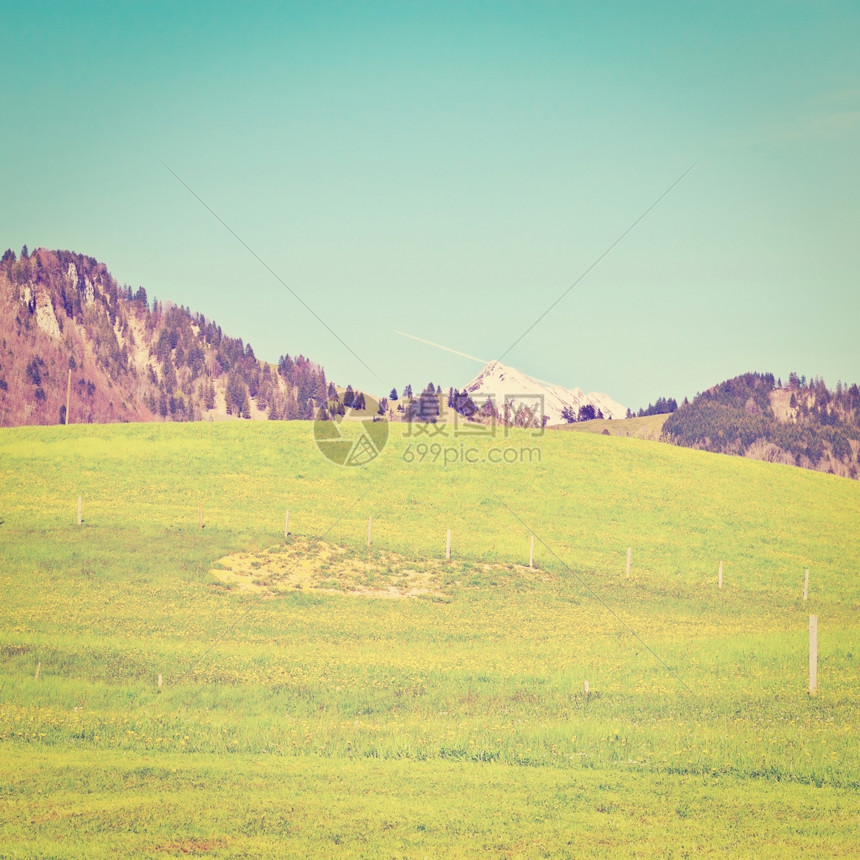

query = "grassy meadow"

[
  {"left": 1, "top": 420, "right": 858, "bottom": 857},
  {"left": 553, "top": 413, "right": 668, "bottom": 439}
]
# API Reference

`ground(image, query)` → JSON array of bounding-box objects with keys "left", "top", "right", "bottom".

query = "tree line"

[
  {"left": 663, "top": 372, "right": 860, "bottom": 477},
  {"left": 0, "top": 245, "right": 330, "bottom": 425}
]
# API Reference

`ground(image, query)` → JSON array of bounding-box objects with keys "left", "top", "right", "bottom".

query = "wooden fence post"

[
  {"left": 77, "top": 496, "right": 82, "bottom": 526},
  {"left": 529, "top": 534, "right": 535, "bottom": 569},
  {"left": 803, "top": 569, "right": 809, "bottom": 601},
  {"left": 284, "top": 509, "right": 290, "bottom": 539},
  {"left": 65, "top": 368, "right": 72, "bottom": 425},
  {"left": 158, "top": 673, "right": 163, "bottom": 689},
  {"left": 35, "top": 662, "right": 41, "bottom": 681},
  {"left": 809, "top": 615, "right": 818, "bottom": 696},
  {"left": 367, "top": 516, "right": 373, "bottom": 547},
  {"left": 446, "top": 529, "right": 451, "bottom": 561},
  {"left": 718, "top": 561, "right": 723, "bottom": 590}
]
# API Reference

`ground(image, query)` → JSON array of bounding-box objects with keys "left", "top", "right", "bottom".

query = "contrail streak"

[
  {"left": 395, "top": 329, "right": 567, "bottom": 391},
  {"left": 394, "top": 330, "right": 488, "bottom": 365}
]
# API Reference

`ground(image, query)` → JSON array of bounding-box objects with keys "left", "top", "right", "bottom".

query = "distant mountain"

[
  {"left": 462, "top": 360, "right": 627, "bottom": 425},
  {"left": 663, "top": 372, "right": 860, "bottom": 479},
  {"left": 0, "top": 246, "right": 329, "bottom": 426}
]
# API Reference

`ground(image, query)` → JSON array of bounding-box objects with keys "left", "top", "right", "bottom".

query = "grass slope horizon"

[
  {"left": 2, "top": 420, "right": 859, "bottom": 856},
  {"left": 4, "top": 245, "right": 858, "bottom": 489}
]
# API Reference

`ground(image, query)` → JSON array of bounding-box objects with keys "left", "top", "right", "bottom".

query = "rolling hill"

[
  {"left": 0, "top": 246, "right": 329, "bottom": 426},
  {"left": 1, "top": 420, "right": 858, "bottom": 856},
  {"left": 4, "top": 247, "right": 858, "bottom": 486},
  {"left": 663, "top": 372, "right": 860, "bottom": 479},
  {"left": 553, "top": 412, "right": 669, "bottom": 440}
]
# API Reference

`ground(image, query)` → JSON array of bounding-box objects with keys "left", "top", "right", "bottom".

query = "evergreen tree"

[
  {"left": 406, "top": 385, "right": 440, "bottom": 422},
  {"left": 226, "top": 372, "right": 249, "bottom": 416},
  {"left": 452, "top": 391, "right": 477, "bottom": 417},
  {"left": 481, "top": 397, "right": 497, "bottom": 419},
  {"left": 278, "top": 354, "right": 295, "bottom": 379},
  {"left": 25, "top": 358, "right": 41, "bottom": 386},
  {"left": 161, "top": 362, "right": 177, "bottom": 395},
  {"left": 343, "top": 385, "right": 355, "bottom": 408}
]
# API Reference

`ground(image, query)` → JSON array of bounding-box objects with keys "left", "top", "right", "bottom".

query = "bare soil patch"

[{"left": 210, "top": 539, "right": 550, "bottom": 600}]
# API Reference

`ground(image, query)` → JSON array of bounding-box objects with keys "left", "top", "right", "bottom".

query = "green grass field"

[
  {"left": 1, "top": 421, "right": 858, "bottom": 857},
  {"left": 553, "top": 413, "right": 669, "bottom": 439}
]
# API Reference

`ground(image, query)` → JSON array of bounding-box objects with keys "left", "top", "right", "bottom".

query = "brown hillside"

[{"left": 0, "top": 247, "right": 328, "bottom": 426}]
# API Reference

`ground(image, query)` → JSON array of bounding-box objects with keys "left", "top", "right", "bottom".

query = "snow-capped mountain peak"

[{"left": 462, "top": 361, "right": 626, "bottom": 425}]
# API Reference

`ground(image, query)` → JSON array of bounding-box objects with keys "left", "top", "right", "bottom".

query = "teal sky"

[{"left": 2, "top": 1, "right": 858, "bottom": 409}]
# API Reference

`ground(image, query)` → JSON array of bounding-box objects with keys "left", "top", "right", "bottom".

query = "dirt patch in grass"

[
  {"left": 154, "top": 837, "right": 226, "bottom": 855},
  {"left": 210, "top": 539, "right": 551, "bottom": 600}
]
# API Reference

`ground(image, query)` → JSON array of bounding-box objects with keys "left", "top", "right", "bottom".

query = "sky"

[{"left": 2, "top": 1, "right": 858, "bottom": 411}]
